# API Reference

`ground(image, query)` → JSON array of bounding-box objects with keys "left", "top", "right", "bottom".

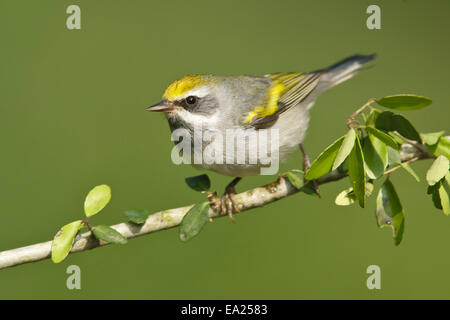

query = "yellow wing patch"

[
  {"left": 243, "top": 72, "right": 320, "bottom": 125},
  {"left": 243, "top": 81, "right": 285, "bottom": 124},
  {"left": 163, "top": 75, "right": 207, "bottom": 101}
]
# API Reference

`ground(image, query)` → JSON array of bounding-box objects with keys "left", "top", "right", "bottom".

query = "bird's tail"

[{"left": 318, "top": 54, "right": 376, "bottom": 91}]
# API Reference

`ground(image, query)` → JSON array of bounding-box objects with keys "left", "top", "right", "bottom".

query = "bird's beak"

[{"left": 145, "top": 100, "right": 175, "bottom": 112}]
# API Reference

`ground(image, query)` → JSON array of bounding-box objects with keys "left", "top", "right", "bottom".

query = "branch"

[{"left": 0, "top": 143, "right": 432, "bottom": 270}]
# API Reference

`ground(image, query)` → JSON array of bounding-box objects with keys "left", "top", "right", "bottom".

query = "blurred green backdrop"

[{"left": 1, "top": 0, "right": 449, "bottom": 299}]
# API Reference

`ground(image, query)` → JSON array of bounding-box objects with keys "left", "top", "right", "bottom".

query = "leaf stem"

[
  {"left": 383, "top": 156, "right": 421, "bottom": 176},
  {"left": 347, "top": 98, "right": 377, "bottom": 129},
  {"left": 84, "top": 218, "right": 94, "bottom": 233}
]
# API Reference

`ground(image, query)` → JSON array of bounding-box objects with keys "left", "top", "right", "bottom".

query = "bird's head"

[{"left": 146, "top": 75, "right": 221, "bottom": 124}]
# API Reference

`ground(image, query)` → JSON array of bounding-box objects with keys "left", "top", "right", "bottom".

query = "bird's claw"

[{"left": 207, "top": 191, "right": 240, "bottom": 222}]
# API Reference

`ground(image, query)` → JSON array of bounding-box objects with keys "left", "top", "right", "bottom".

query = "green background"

[{"left": 1, "top": 0, "right": 449, "bottom": 299}]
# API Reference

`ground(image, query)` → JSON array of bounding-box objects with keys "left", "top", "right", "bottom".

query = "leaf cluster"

[{"left": 51, "top": 184, "right": 127, "bottom": 263}]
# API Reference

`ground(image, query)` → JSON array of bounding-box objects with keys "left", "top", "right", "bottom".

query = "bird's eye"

[{"left": 186, "top": 96, "right": 197, "bottom": 105}]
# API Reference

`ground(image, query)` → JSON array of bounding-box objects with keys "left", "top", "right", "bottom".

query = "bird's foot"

[{"left": 207, "top": 185, "right": 240, "bottom": 222}]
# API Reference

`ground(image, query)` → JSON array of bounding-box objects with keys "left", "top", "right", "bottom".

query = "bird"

[{"left": 146, "top": 54, "right": 376, "bottom": 220}]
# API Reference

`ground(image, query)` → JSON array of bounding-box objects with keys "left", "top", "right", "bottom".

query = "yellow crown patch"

[{"left": 163, "top": 75, "right": 207, "bottom": 100}]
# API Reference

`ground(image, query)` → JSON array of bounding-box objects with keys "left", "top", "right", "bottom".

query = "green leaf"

[
  {"left": 283, "top": 169, "right": 304, "bottom": 189},
  {"left": 439, "top": 176, "right": 450, "bottom": 215},
  {"left": 348, "top": 135, "right": 366, "bottom": 208},
  {"left": 335, "top": 188, "right": 355, "bottom": 206},
  {"left": 428, "top": 136, "right": 450, "bottom": 159},
  {"left": 125, "top": 208, "right": 150, "bottom": 224},
  {"left": 92, "top": 225, "right": 128, "bottom": 244},
  {"left": 376, "top": 94, "right": 432, "bottom": 111},
  {"left": 375, "top": 179, "right": 405, "bottom": 246},
  {"left": 387, "top": 146, "right": 401, "bottom": 166},
  {"left": 305, "top": 136, "right": 345, "bottom": 180},
  {"left": 363, "top": 135, "right": 387, "bottom": 179},
  {"left": 398, "top": 162, "right": 420, "bottom": 182},
  {"left": 179, "top": 202, "right": 210, "bottom": 242},
  {"left": 389, "top": 132, "right": 406, "bottom": 145},
  {"left": 375, "top": 111, "right": 422, "bottom": 143},
  {"left": 421, "top": 131, "right": 445, "bottom": 146},
  {"left": 185, "top": 174, "right": 211, "bottom": 192},
  {"left": 336, "top": 157, "right": 349, "bottom": 173},
  {"left": 428, "top": 184, "right": 442, "bottom": 210},
  {"left": 51, "top": 220, "right": 83, "bottom": 263},
  {"left": 366, "top": 109, "right": 381, "bottom": 126},
  {"left": 366, "top": 126, "right": 399, "bottom": 150},
  {"left": 84, "top": 184, "right": 112, "bottom": 217},
  {"left": 332, "top": 129, "right": 356, "bottom": 171},
  {"left": 335, "top": 183, "right": 374, "bottom": 206},
  {"left": 426, "top": 155, "right": 449, "bottom": 186},
  {"left": 299, "top": 183, "right": 320, "bottom": 197}
]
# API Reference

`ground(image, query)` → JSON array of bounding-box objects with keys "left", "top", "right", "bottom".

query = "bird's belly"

[
  {"left": 180, "top": 103, "right": 312, "bottom": 177},
  {"left": 191, "top": 109, "right": 311, "bottom": 176},
  {"left": 192, "top": 162, "right": 261, "bottom": 177}
]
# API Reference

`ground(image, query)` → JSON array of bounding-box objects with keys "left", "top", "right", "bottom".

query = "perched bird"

[{"left": 147, "top": 54, "right": 375, "bottom": 219}]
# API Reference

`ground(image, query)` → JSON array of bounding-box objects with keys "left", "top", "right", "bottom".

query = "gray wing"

[{"left": 245, "top": 72, "right": 321, "bottom": 129}]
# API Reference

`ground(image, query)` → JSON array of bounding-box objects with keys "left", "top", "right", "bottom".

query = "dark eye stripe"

[{"left": 176, "top": 96, "right": 199, "bottom": 109}]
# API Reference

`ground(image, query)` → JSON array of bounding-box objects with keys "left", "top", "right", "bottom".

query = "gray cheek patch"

[{"left": 190, "top": 96, "right": 219, "bottom": 116}]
